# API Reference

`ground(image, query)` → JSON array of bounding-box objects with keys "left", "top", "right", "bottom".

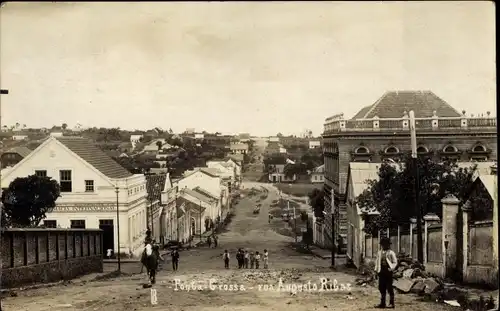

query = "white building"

[
  {"left": 161, "top": 175, "right": 179, "bottom": 242},
  {"left": 268, "top": 137, "right": 279, "bottom": 143},
  {"left": 12, "top": 134, "right": 28, "bottom": 141},
  {"left": 230, "top": 143, "right": 248, "bottom": 155},
  {"left": 309, "top": 140, "right": 321, "bottom": 149},
  {"left": 130, "top": 134, "right": 143, "bottom": 150},
  {"left": 268, "top": 164, "right": 297, "bottom": 183},
  {"left": 194, "top": 133, "right": 204, "bottom": 140},
  {"left": 0, "top": 136, "right": 148, "bottom": 257},
  {"left": 50, "top": 132, "right": 64, "bottom": 137},
  {"left": 310, "top": 164, "right": 325, "bottom": 183}
]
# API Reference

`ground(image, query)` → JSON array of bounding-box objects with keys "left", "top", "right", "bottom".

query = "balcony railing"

[{"left": 323, "top": 116, "right": 496, "bottom": 134}]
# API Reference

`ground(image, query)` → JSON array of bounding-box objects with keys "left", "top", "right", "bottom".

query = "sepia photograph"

[{"left": 0, "top": 2, "right": 497, "bottom": 311}]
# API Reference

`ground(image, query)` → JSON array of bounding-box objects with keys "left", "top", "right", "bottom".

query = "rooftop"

[
  {"left": 3, "top": 146, "right": 32, "bottom": 158},
  {"left": 351, "top": 91, "right": 462, "bottom": 119},
  {"left": 347, "top": 162, "right": 382, "bottom": 215},
  {"left": 56, "top": 137, "right": 133, "bottom": 179}
]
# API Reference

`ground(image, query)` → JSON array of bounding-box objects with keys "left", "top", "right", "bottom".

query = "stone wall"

[{"left": 1, "top": 228, "right": 103, "bottom": 288}]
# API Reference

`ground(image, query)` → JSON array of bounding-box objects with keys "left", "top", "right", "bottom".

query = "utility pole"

[
  {"left": 199, "top": 200, "right": 202, "bottom": 242},
  {"left": 115, "top": 187, "right": 121, "bottom": 272},
  {"left": 409, "top": 111, "right": 424, "bottom": 263},
  {"left": 293, "top": 201, "right": 297, "bottom": 243},
  {"left": 0, "top": 89, "right": 8, "bottom": 311},
  {"left": 330, "top": 188, "right": 336, "bottom": 268}
]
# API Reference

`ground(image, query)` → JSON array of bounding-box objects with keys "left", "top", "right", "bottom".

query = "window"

[
  {"left": 35, "top": 170, "right": 47, "bottom": 177},
  {"left": 443, "top": 145, "right": 457, "bottom": 153},
  {"left": 59, "top": 170, "right": 72, "bottom": 192},
  {"left": 43, "top": 220, "right": 57, "bottom": 228},
  {"left": 417, "top": 146, "right": 428, "bottom": 154},
  {"left": 85, "top": 180, "right": 95, "bottom": 192},
  {"left": 472, "top": 145, "right": 486, "bottom": 152},
  {"left": 355, "top": 146, "right": 369, "bottom": 154},
  {"left": 70, "top": 220, "right": 86, "bottom": 229},
  {"left": 385, "top": 146, "right": 399, "bottom": 154}
]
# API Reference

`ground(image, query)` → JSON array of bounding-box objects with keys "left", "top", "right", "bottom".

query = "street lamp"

[
  {"left": 409, "top": 110, "right": 424, "bottom": 263},
  {"left": 115, "top": 186, "right": 121, "bottom": 272}
]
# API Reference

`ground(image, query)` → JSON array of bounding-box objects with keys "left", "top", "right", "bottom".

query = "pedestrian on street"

[
  {"left": 236, "top": 249, "right": 243, "bottom": 269},
  {"left": 213, "top": 235, "right": 218, "bottom": 248},
  {"left": 263, "top": 249, "right": 269, "bottom": 269},
  {"left": 244, "top": 250, "right": 250, "bottom": 268},
  {"left": 171, "top": 249, "right": 180, "bottom": 271},
  {"left": 254, "top": 251, "right": 261, "bottom": 269},
  {"left": 250, "top": 252, "right": 255, "bottom": 269},
  {"left": 207, "top": 236, "right": 212, "bottom": 248},
  {"left": 223, "top": 250, "right": 230, "bottom": 269},
  {"left": 375, "top": 237, "right": 397, "bottom": 309}
]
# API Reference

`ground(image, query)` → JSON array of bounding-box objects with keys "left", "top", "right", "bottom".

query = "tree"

[
  {"left": 308, "top": 188, "right": 325, "bottom": 218},
  {"left": 1, "top": 175, "right": 61, "bottom": 227},
  {"left": 356, "top": 154, "right": 481, "bottom": 234},
  {"left": 62, "top": 123, "right": 68, "bottom": 130}
]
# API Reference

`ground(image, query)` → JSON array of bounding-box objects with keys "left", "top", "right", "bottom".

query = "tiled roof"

[
  {"left": 56, "top": 137, "right": 133, "bottom": 179},
  {"left": 182, "top": 188, "right": 214, "bottom": 205},
  {"left": 312, "top": 164, "right": 324, "bottom": 173},
  {"left": 182, "top": 167, "right": 221, "bottom": 179},
  {"left": 193, "top": 186, "right": 219, "bottom": 200},
  {"left": 145, "top": 174, "right": 167, "bottom": 201},
  {"left": 351, "top": 91, "right": 462, "bottom": 119},
  {"left": 4, "top": 146, "right": 32, "bottom": 158},
  {"left": 348, "top": 162, "right": 382, "bottom": 215}
]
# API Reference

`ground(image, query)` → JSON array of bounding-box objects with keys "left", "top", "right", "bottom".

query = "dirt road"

[{"left": 2, "top": 182, "right": 455, "bottom": 311}]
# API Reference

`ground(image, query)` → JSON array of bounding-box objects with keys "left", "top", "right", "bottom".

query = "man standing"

[
  {"left": 263, "top": 249, "right": 269, "bottom": 269},
  {"left": 375, "top": 237, "right": 397, "bottom": 308},
  {"left": 207, "top": 236, "right": 212, "bottom": 248},
  {"left": 244, "top": 250, "right": 250, "bottom": 268},
  {"left": 223, "top": 250, "right": 230, "bottom": 269},
  {"left": 171, "top": 249, "right": 180, "bottom": 271}
]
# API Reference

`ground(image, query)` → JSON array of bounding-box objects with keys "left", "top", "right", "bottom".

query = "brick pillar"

[
  {"left": 441, "top": 194, "right": 460, "bottom": 278},
  {"left": 461, "top": 201, "right": 471, "bottom": 279},
  {"left": 423, "top": 213, "right": 440, "bottom": 264}
]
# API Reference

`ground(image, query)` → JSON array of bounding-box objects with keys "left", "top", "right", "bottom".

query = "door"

[{"left": 99, "top": 219, "right": 114, "bottom": 256}]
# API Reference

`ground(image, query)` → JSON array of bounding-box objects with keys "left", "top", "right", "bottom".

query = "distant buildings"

[
  {"left": 310, "top": 164, "right": 324, "bottom": 183},
  {"left": 230, "top": 143, "right": 248, "bottom": 155}
]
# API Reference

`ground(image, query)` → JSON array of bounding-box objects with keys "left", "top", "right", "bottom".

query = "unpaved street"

[{"left": 2, "top": 182, "right": 455, "bottom": 311}]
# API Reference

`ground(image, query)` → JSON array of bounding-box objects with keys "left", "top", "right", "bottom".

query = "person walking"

[
  {"left": 250, "top": 252, "right": 255, "bottom": 269},
  {"left": 223, "top": 250, "right": 230, "bottom": 269},
  {"left": 244, "top": 250, "right": 250, "bottom": 268},
  {"left": 207, "top": 236, "right": 212, "bottom": 248},
  {"left": 254, "top": 251, "right": 261, "bottom": 269},
  {"left": 213, "top": 235, "right": 218, "bottom": 248},
  {"left": 171, "top": 249, "right": 180, "bottom": 271},
  {"left": 375, "top": 237, "right": 397, "bottom": 308},
  {"left": 263, "top": 249, "right": 269, "bottom": 269},
  {"left": 236, "top": 249, "right": 243, "bottom": 269}
]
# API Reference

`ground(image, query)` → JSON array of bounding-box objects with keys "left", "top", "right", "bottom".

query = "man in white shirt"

[{"left": 375, "top": 237, "right": 398, "bottom": 308}]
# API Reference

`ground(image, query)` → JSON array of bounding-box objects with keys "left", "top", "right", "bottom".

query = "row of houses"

[{"left": 0, "top": 136, "right": 242, "bottom": 257}]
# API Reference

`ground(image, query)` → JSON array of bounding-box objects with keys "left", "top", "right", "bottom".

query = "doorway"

[{"left": 99, "top": 219, "right": 114, "bottom": 256}]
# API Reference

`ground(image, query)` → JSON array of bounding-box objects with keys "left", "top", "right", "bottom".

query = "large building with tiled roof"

[
  {"left": 1, "top": 136, "right": 149, "bottom": 257},
  {"left": 320, "top": 90, "right": 497, "bottom": 248}
]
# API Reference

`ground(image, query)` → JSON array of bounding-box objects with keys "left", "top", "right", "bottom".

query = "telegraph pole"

[
  {"left": 0, "top": 89, "right": 8, "bottom": 311},
  {"left": 409, "top": 111, "right": 424, "bottom": 263},
  {"left": 115, "top": 187, "right": 121, "bottom": 272},
  {"left": 330, "top": 188, "right": 336, "bottom": 268}
]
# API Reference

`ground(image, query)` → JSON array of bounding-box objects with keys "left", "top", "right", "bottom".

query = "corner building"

[{"left": 322, "top": 91, "right": 497, "bottom": 245}]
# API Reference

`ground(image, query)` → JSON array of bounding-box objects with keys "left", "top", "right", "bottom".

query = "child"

[
  {"left": 250, "top": 252, "right": 255, "bottom": 269},
  {"left": 375, "top": 237, "right": 397, "bottom": 308},
  {"left": 244, "top": 250, "right": 250, "bottom": 268},
  {"left": 263, "top": 249, "right": 269, "bottom": 269},
  {"left": 223, "top": 250, "right": 230, "bottom": 269},
  {"left": 254, "top": 251, "right": 261, "bottom": 269}
]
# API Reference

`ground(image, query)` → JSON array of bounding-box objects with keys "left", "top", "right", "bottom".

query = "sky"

[{"left": 0, "top": 2, "right": 496, "bottom": 137}]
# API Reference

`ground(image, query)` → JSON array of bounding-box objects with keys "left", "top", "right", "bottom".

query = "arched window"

[
  {"left": 385, "top": 146, "right": 399, "bottom": 154},
  {"left": 472, "top": 145, "right": 486, "bottom": 152},
  {"left": 355, "top": 146, "right": 369, "bottom": 154},
  {"left": 443, "top": 145, "right": 457, "bottom": 153},
  {"left": 417, "top": 146, "right": 428, "bottom": 154}
]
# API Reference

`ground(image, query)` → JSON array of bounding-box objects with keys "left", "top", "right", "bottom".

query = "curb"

[{"left": 0, "top": 270, "right": 120, "bottom": 294}]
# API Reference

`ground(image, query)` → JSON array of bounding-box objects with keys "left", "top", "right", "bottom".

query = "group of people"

[
  {"left": 223, "top": 249, "right": 269, "bottom": 269},
  {"left": 206, "top": 235, "right": 219, "bottom": 248}
]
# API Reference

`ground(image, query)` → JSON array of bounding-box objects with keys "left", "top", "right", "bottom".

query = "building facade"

[
  {"left": 0, "top": 136, "right": 149, "bottom": 257},
  {"left": 1, "top": 146, "right": 32, "bottom": 168},
  {"left": 322, "top": 91, "right": 497, "bottom": 246},
  {"left": 310, "top": 164, "right": 325, "bottom": 183}
]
